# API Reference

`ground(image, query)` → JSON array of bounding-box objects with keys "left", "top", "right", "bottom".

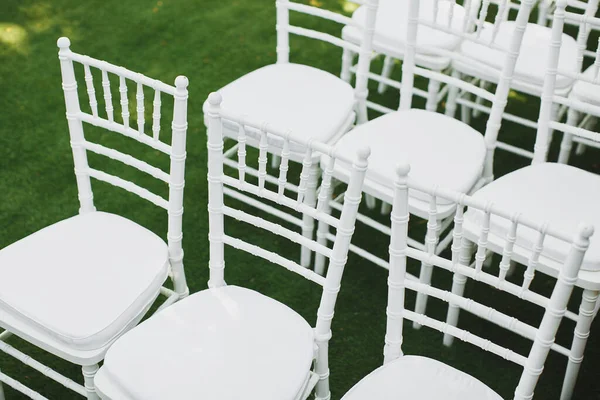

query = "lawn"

[{"left": 1, "top": 0, "right": 600, "bottom": 398}]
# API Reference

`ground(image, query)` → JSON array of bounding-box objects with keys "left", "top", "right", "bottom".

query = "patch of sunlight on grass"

[
  {"left": 0, "top": 23, "right": 28, "bottom": 54},
  {"left": 309, "top": 0, "right": 323, "bottom": 6},
  {"left": 341, "top": 0, "right": 359, "bottom": 13},
  {"left": 508, "top": 90, "right": 528, "bottom": 102},
  {"left": 20, "top": 2, "right": 56, "bottom": 33}
]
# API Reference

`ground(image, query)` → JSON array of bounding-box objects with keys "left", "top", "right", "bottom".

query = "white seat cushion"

[
  {"left": 95, "top": 285, "right": 315, "bottom": 400},
  {"left": 203, "top": 63, "right": 355, "bottom": 152},
  {"left": 457, "top": 22, "right": 578, "bottom": 92},
  {"left": 0, "top": 211, "right": 169, "bottom": 351},
  {"left": 343, "top": 0, "right": 465, "bottom": 67},
  {"left": 330, "top": 109, "right": 486, "bottom": 207},
  {"left": 571, "top": 64, "right": 600, "bottom": 105},
  {"left": 341, "top": 355, "right": 501, "bottom": 400},
  {"left": 463, "top": 163, "right": 600, "bottom": 272}
]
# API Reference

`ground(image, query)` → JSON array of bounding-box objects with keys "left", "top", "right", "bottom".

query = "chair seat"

[
  {"left": 341, "top": 355, "right": 501, "bottom": 400},
  {"left": 328, "top": 109, "right": 485, "bottom": 217},
  {"left": 342, "top": 0, "right": 465, "bottom": 69},
  {"left": 463, "top": 163, "right": 600, "bottom": 272},
  {"left": 571, "top": 64, "right": 600, "bottom": 105},
  {"left": 94, "top": 285, "right": 315, "bottom": 400},
  {"left": 203, "top": 63, "right": 355, "bottom": 153},
  {"left": 0, "top": 212, "right": 168, "bottom": 352},
  {"left": 456, "top": 22, "right": 578, "bottom": 94}
]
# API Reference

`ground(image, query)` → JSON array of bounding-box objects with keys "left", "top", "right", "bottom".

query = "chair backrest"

[
  {"left": 205, "top": 90, "right": 368, "bottom": 332},
  {"left": 57, "top": 37, "right": 189, "bottom": 295},
  {"left": 533, "top": 0, "right": 600, "bottom": 163},
  {"left": 400, "top": 0, "right": 535, "bottom": 181},
  {"left": 276, "top": 0, "right": 378, "bottom": 123},
  {"left": 385, "top": 164, "right": 593, "bottom": 399}
]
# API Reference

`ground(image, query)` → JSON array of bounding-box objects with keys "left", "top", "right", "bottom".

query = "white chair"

[
  {"left": 202, "top": 0, "right": 378, "bottom": 269},
  {"left": 446, "top": 0, "right": 597, "bottom": 160},
  {"left": 314, "top": 0, "right": 535, "bottom": 324},
  {"left": 92, "top": 92, "right": 370, "bottom": 400},
  {"left": 444, "top": 2, "right": 600, "bottom": 398},
  {"left": 0, "top": 37, "right": 189, "bottom": 399},
  {"left": 340, "top": 164, "right": 593, "bottom": 400},
  {"left": 557, "top": 19, "right": 600, "bottom": 163},
  {"left": 340, "top": 0, "right": 471, "bottom": 115}
]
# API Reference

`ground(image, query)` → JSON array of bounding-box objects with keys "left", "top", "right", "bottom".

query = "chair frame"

[
  {"left": 314, "top": 0, "right": 535, "bottom": 320},
  {"left": 206, "top": 92, "right": 369, "bottom": 400},
  {"left": 214, "top": 0, "right": 378, "bottom": 269},
  {"left": 449, "top": 0, "right": 599, "bottom": 161},
  {"left": 383, "top": 163, "right": 593, "bottom": 399},
  {"left": 0, "top": 37, "right": 189, "bottom": 400},
  {"left": 446, "top": 3, "right": 600, "bottom": 398}
]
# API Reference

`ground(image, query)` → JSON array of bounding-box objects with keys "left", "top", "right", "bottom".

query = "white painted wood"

[
  {"left": 371, "top": 165, "right": 594, "bottom": 399},
  {"left": 205, "top": 92, "right": 369, "bottom": 400},
  {"left": 0, "top": 37, "right": 190, "bottom": 400}
]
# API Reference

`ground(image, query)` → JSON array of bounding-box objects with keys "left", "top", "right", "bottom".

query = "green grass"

[{"left": 1, "top": 0, "right": 600, "bottom": 398}]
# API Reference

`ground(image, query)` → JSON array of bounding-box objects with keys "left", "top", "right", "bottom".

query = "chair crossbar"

[
  {"left": 68, "top": 52, "right": 176, "bottom": 95},
  {"left": 407, "top": 179, "right": 571, "bottom": 242},
  {"left": 325, "top": 232, "right": 420, "bottom": 281},
  {"left": 219, "top": 111, "right": 355, "bottom": 166},
  {"left": 0, "top": 339, "right": 87, "bottom": 397},
  {"left": 553, "top": 94, "right": 600, "bottom": 118},
  {"left": 79, "top": 112, "right": 171, "bottom": 154},
  {"left": 87, "top": 168, "right": 168, "bottom": 209},
  {"left": 223, "top": 235, "right": 326, "bottom": 286},
  {"left": 287, "top": 25, "right": 361, "bottom": 54},
  {"left": 405, "top": 279, "right": 570, "bottom": 356},
  {"left": 285, "top": 2, "right": 358, "bottom": 28},
  {"left": 564, "top": 10, "right": 600, "bottom": 29},
  {"left": 0, "top": 371, "right": 49, "bottom": 400},
  {"left": 496, "top": 141, "right": 536, "bottom": 158},
  {"left": 404, "top": 309, "right": 528, "bottom": 366},
  {"left": 550, "top": 120, "right": 600, "bottom": 143},
  {"left": 222, "top": 175, "right": 339, "bottom": 229},
  {"left": 416, "top": 66, "right": 495, "bottom": 103},
  {"left": 456, "top": 96, "right": 539, "bottom": 129},
  {"left": 224, "top": 186, "right": 303, "bottom": 227},
  {"left": 407, "top": 247, "right": 557, "bottom": 315},
  {"left": 365, "top": 100, "right": 395, "bottom": 114},
  {"left": 224, "top": 206, "right": 332, "bottom": 258},
  {"left": 417, "top": 20, "right": 507, "bottom": 53},
  {"left": 156, "top": 286, "right": 180, "bottom": 312},
  {"left": 82, "top": 141, "right": 169, "bottom": 182}
]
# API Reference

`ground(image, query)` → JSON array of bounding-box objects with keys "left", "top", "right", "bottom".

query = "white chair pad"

[
  {"left": 457, "top": 22, "right": 578, "bottom": 91},
  {"left": 331, "top": 109, "right": 486, "bottom": 207},
  {"left": 203, "top": 63, "right": 355, "bottom": 152},
  {"left": 343, "top": 0, "right": 465, "bottom": 62},
  {"left": 0, "top": 211, "right": 168, "bottom": 351},
  {"left": 341, "top": 355, "right": 501, "bottom": 400},
  {"left": 95, "top": 285, "right": 315, "bottom": 400},
  {"left": 571, "top": 64, "right": 600, "bottom": 105},
  {"left": 463, "top": 163, "right": 600, "bottom": 272}
]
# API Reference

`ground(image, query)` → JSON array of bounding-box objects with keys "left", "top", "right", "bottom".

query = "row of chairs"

[{"left": 0, "top": 0, "right": 599, "bottom": 399}]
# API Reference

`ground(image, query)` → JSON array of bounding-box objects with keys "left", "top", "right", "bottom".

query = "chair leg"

[
  {"left": 301, "top": 164, "right": 320, "bottom": 268},
  {"left": 425, "top": 78, "right": 441, "bottom": 112},
  {"left": 472, "top": 80, "right": 488, "bottom": 118},
  {"left": 340, "top": 48, "right": 355, "bottom": 83},
  {"left": 460, "top": 91, "right": 472, "bottom": 125},
  {"left": 314, "top": 340, "right": 331, "bottom": 400},
  {"left": 0, "top": 375, "right": 5, "bottom": 400},
  {"left": 445, "top": 70, "right": 461, "bottom": 118},
  {"left": 271, "top": 154, "right": 281, "bottom": 169},
  {"left": 558, "top": 108, "right": 579, "bottom": 164},
  {"left": 365, "top": 194, "right": 377, "bottom": 209},
  {"left": 443, "top": 239, "right": 474, "bottom": 346},
  {"left": 82, "top": 364, "right": 100, "bottom": 400},
  {"left": 377, "top": 56, "right": 395, "bottom": 94},
  {"left": 560, "top": 289, "right": 599, "bottom": 400},
  {"left": 575, "top": 142, "right": 586, "bottom": 156},
  {"left": 413, "top": 221, "right": 443, "bottom": 330},
  {"left": 380, "top": 201, "right": 391, "bottom": 215}
]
